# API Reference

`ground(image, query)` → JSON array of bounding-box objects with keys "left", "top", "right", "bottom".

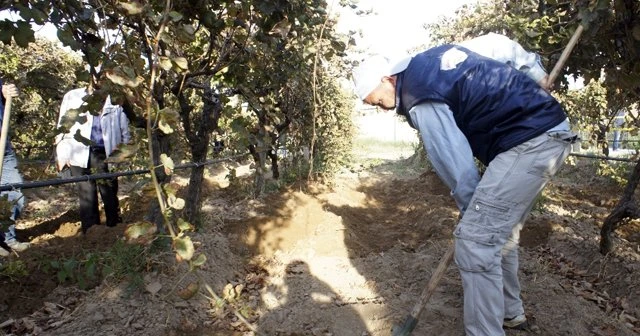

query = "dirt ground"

[{"left": 1, "top": 151, "right": 640, "bottom": 336}]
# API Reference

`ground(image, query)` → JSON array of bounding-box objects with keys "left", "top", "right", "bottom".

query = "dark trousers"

[{"left": 70, "top": 147, "right": 120, "bottom": 232}]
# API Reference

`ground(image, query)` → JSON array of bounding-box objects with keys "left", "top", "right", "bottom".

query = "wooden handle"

[
  {"left": 0, "top": 96, "right": 13, "bottom": 174},
  {"left": 409, "top": 243, "right": 455, "bottom": 318},
  {"left": 548, "top": 24, "right": 584, "bottom": 85}
]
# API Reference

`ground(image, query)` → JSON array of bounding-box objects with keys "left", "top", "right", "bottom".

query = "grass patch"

[
  {"left": 0, "top": 260, "right": 29, "bottom": 281},
  {"left": 41, "top": 240, "right": 150, "bottom": 290},
  {"left": 353, "top": 137, "right": 418, "bottom": 155}
]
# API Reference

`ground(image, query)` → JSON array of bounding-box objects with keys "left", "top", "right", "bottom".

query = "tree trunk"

[
  {"left": 268, "top": 148, "right": 279, "bottom": 179},
  {"left": 248, "top": 143, "right": 267, "bottom": 197},
  {"left": 600, "top": 158, "right": 640, "bottom": 253},
  {"left": 184, "top": 140, "right": 208, "bottom": 224},
  {"left": 178, "top": 84, "right": 220, "bottom": 224},
  {"left": 596, "top": 125, "right": 609, "bottom": 156}
]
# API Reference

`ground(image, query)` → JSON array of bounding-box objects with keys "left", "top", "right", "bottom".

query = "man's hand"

[
  {"left": 537, "top": 75, "right": 553, "bottom": 93},
  {"left": 1, "top": 84, "right": 18, "bottom": 99}
]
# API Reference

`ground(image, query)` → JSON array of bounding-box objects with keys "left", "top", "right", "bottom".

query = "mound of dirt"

[{"left": 1, "top": 158, "right": 639, "bottom": 336}]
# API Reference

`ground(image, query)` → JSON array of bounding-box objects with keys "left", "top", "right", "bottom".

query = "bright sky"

[{"left": 336, "top": 0, "right": 477, "bottom": 59}]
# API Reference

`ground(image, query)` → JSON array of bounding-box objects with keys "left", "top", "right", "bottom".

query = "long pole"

[
  {"left": 0, "top": 96, "right": 13, "bottom": 176},
  {"left": 548, "top": 25, "right": 584, "bottom": 85}
]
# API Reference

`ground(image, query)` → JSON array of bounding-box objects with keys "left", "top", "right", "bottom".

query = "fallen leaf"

[{"left": 145, "top": 281, "right": 162, "bottom": 295}]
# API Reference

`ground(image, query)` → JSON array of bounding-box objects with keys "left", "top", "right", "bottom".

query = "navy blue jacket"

[{"left": 397, "top": 45, "right": 567, "bottom": 165}]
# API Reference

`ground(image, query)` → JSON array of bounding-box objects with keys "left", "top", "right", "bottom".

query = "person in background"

[
  {"left": 352, "top": 34, "right": 576, "bottom": 336},
  {"left": 55, "top": 82, "right": 130, "bottom": 235},
  {"left": 612, "top": 109, "right": 626, "bottom": 151},
  {"left": 0, "top": 79, "right": 30, "bottom": 257}
]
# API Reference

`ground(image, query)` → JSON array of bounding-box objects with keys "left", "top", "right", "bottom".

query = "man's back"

[{"left": 398, "top": 45, "right": 566, "bottom": 164}]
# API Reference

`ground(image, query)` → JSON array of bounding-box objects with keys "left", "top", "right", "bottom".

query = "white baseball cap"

[{"left": 352, "top": 55, "right": 412, "bottom": 100}]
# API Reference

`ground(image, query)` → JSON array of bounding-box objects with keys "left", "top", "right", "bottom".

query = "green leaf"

[
  {"left": 168, "top": 11, "right": 183, "bottom": 22},
  {"left": 57, "top": 270, "right": 68, "bottom": 283},
  {"left": 173, "top": 236, "right": 194, "bottom": 261},
  {"left": 56, "top": 24, "right": 80, "bottom": 50},
  {"left": 191, "top": 253, "right": 207, "bottom": 268},
  {"left": 73, "top": 129, "right": 93, "bottom": 147},
  {"left": 85, "top": 259, "right": 97, "bottom": 280},
  {"left": 13, "top": 21, "right": 34, "bottom": 47},
  {"left": 58, "top": 108, "right": 81, "bottom": 132},
  {"left": 177, "top": 218, "right": 194, "bottom": 232},
  {"left": 0, "top": 21, "right": 14, "bottom": 44},
  {"left": 105, "top": 143, "right": 139, "bottom": 163}
]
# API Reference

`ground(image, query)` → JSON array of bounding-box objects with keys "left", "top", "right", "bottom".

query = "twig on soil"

[
  {"left": 202, "top": 282, "right": 264, "bottom": 335},
  {"left": 597, "top": 252, "right": 612, "bottom": 280},
  {"left": 162, "top": 270, "right": 192, "bottom": 300},
  {"left": 0, "top": 318, "right": 15, "bottom": 328}
]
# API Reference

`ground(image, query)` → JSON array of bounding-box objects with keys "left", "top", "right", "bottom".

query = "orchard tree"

[
  {"left": 0, "top": 38, "right": 82, "bottom": 161},
  {"left": 0, "top": 0, "right": 355, "bottom": 225}
]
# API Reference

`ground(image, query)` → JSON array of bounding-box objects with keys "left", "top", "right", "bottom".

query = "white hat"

[{"left": 352, "top": 55, "right": 412, "bottom": 100}]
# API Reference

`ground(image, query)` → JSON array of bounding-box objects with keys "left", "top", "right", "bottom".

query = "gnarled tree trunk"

[
  {"left": 600, "top": 158, "right": 640, "bottom": 254},
  {"left": 176, "top": 83, "right": 221, "bottom": 224}
]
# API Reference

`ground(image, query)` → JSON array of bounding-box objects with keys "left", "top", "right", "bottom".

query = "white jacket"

[
  {"left": 457, "top": 32, "right": 547, "bottom": 83},
  {"left": 55, "top": 88, "right": 131, "bottom": 169}
]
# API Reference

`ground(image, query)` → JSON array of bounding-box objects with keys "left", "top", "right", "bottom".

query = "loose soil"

[{"left": 1, "top": 154, "right": 640, "bottom": 336}]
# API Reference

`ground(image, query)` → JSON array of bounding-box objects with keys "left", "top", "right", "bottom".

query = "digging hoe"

[{"left": 392, "top": 244, "right": 454, "bottom": 336}]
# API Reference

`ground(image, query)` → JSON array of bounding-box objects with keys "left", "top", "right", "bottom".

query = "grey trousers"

[
  {"left": 1, "top": 151, "right": 24, "bottom": 241},
  {"left": 454, "top": 131, "right": 574, "bottom": 336}
]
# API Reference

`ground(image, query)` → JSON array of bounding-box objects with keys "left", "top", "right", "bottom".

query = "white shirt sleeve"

[
  {"left": 408, "top": 102, "right": 480, "bottom": 213},
  {"left": 458, "top": 32, "right": 547, "bottom": 83},
  {"left": 120, "top": 109, "right": 131, "bottom": 144}
]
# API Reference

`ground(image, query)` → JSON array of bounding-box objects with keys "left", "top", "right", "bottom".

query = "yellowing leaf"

[
  {"left": 106, "top": 71, "right": 128, "bottom": 86},
  {"left": 177, "top": 218, "right": 194, "bottom": 232},
  {"left": 173, "top": 236, "right": 194, "bottom": 261},
  {"left": 124, "top": 221, "right": 157, "bottom": 245},
  {"left": 119, "top": 2, "right": 144, "bottom": 15},
  {"left": 105, "top": 71, "right": 144, "bottom": 88},
  {"left": 167, "top": 195, "right": 185, "bottom": 210},
  {"left": 158, "top": 118, "right": 174, "bottom": 134},
  {"left": 191, "top": 253, "right": 207, "bottom": 267},
  {"left": 160, "top": 153, "right": 174, "bottom": 174},
  {"left": 145, "top": 281, "right": 162, "bottom": 295},
  {"left": 177, "top": 281, "right": 199, "bottom": 300},
  {"left": 172, "top": 57, "right": 188, "bottom": 70},
  {"left": 159, "top": 56, "right": 173, "bottom": 71},
  {"left": 105, "top": 143, "right": 139, "bottom": 163}
]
